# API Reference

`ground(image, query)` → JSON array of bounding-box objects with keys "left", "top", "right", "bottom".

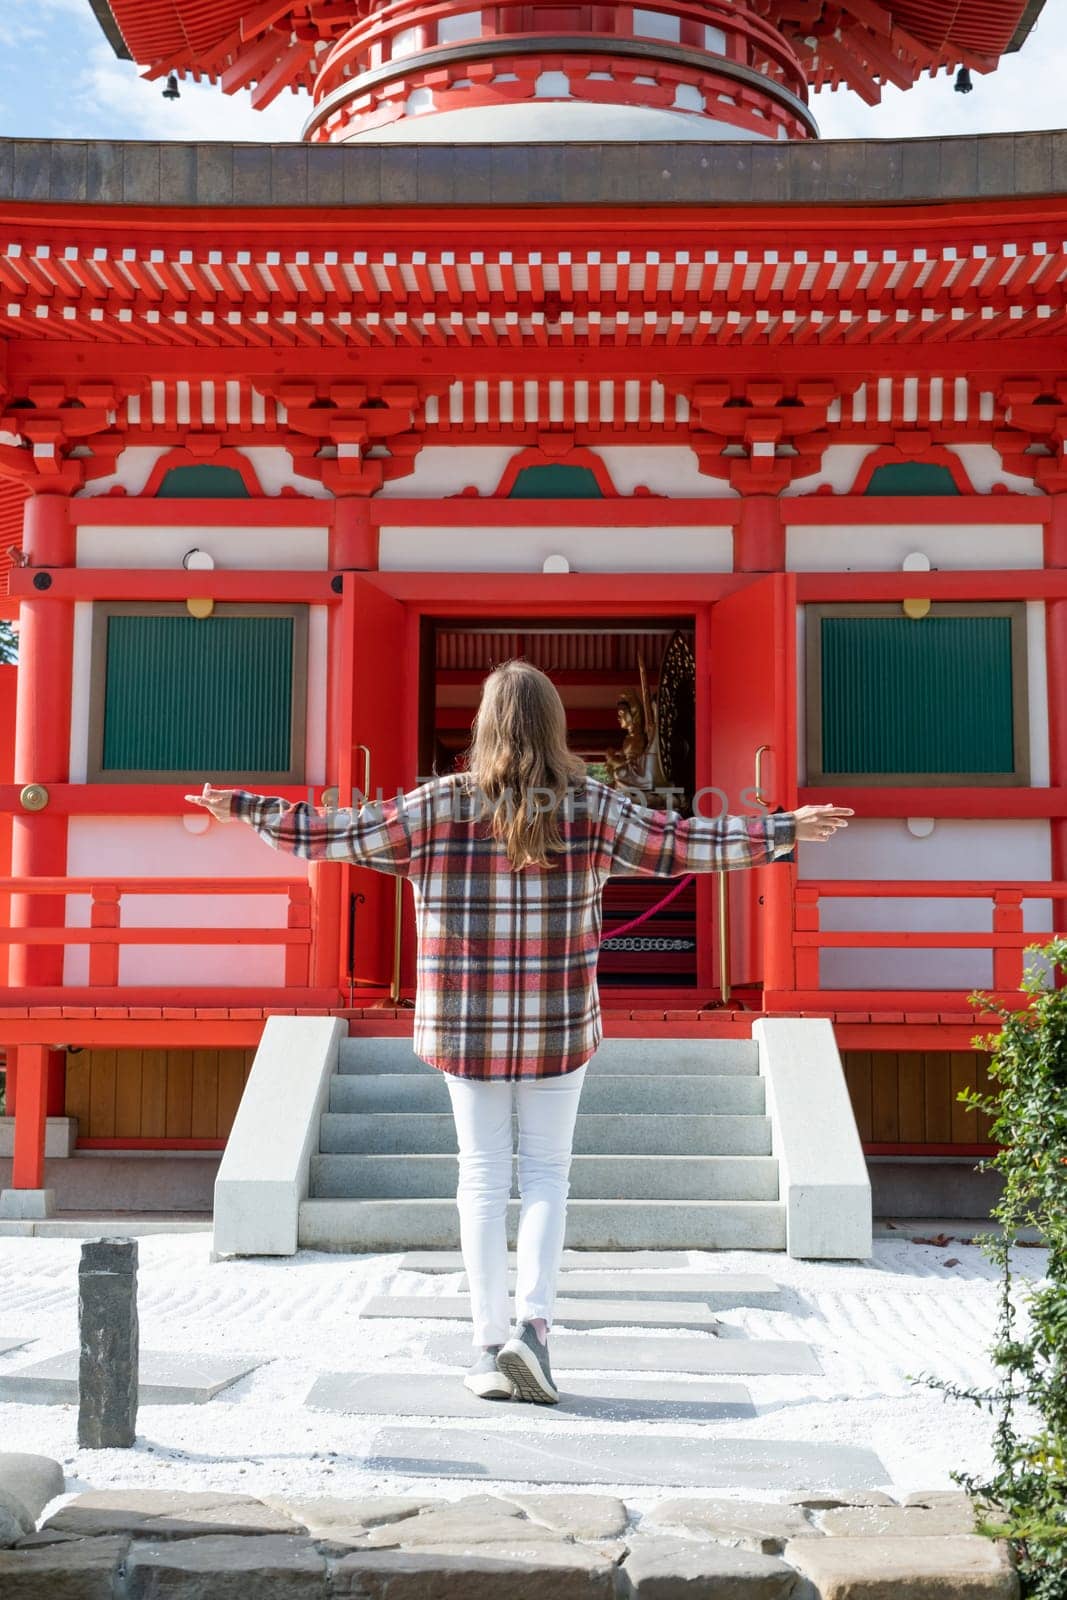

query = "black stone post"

[{"left": 77, "top": 1237, "right": 139, "bottom": 1448}]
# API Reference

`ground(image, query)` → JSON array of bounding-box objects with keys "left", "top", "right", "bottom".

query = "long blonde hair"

[{"left": 463, "top": 660, "right": 586, "bottom": 870}]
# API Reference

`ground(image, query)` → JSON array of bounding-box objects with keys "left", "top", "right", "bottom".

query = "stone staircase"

[{"left": 298, "top": 1036, "right": 787, "bottom": 1252}]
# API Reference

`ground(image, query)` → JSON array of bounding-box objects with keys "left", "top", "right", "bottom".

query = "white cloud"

[{"left": 82, "top": 42, "right": 309, "bottom": 142}]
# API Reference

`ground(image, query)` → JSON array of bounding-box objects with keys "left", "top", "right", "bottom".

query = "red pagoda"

[{"left": 0, "top": 0, "right": 1063, "bottom": 1246}]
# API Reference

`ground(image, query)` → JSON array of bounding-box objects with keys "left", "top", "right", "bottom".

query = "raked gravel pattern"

[{"left": 0, "top": 1233, "right": 1046, "bottom": 1519}]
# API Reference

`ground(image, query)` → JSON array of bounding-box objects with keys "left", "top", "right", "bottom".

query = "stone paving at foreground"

[{"left": 0, "top": 1480, "right": 1020, "bottom": 1598}]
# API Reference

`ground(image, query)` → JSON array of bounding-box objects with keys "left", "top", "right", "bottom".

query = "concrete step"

[
  {"left": 298, "top": 1198, "right": 787, "bottom": 1252},
  {"left": 427, "top": 1330, "right": 819, "bottom": 1376},
  {"left": 339, "top": 1035, "right": 759, "bottom": 1075},
  {"left": 400, "top": 1249, "right": 697, "bottom": 1272},
  {"left": 307, "top": 1371, "right": 757, "bottom": 1423},
  {"left": 319, "top": 1112, "right": 772, "bottom": 1157},
  {"left": 361, "top": 1294, "right": 721, "bottom": 1331},
  {"left": 310, "top": 1153, "right": 779, "bottom": 1202},
  {"left": 460, "top": 1272, "right": 782, "bottom": 1308},
  {"left": 328, "top": 1073, "right": 765, "bottom": 1116},
  {"left": 365, "top": 1426, "right": 882, "bottom": 1490}
]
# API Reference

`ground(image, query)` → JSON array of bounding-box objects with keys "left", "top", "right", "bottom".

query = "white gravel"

[{"left": 0, "top": 1232, "right": 1047, "bottom": 1515}]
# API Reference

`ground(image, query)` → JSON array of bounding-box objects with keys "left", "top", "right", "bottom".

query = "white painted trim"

[
  {"left": 306, "top": 606, "right": 328, "bottom": 785},
  {"left": 1026, "top": 599, "right": 1049, "bottom": 787},
  {"left": 68, "top": 601, "right": 92, "bottom": 784},
  {"left": 213, "top": 1016, "right": 346, "bottom": 1257},
  {"left": 379, "top": 524, "right": 733, "bottom": 572},
  {"left": 753, "top": 1018, "right": 872, "bottom": 1260},
  {"left": 785, "top": 522, "right": 1044, "bottom": 572}
]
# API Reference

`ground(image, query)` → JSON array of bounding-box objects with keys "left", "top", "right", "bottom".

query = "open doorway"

[{"left": 419, "top": 616, "right": 699, "bottom": 989}]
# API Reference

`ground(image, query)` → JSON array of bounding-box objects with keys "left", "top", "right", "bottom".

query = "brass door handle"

[
  {"left": 355, "top": 743, "right": 371, "bottom": 803},
  {"left": 754, "top": 744, "right": 772, "bottom": 808}
]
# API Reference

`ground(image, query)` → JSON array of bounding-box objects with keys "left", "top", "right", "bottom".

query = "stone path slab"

[
  {"left": 400, "top": 1250, "right": 696, "bottom": 1273},
  {"left": 365, "top": 1426, "right": 887, "bottom": 1491},
  {"left": 0, "top": 1336, "right": 33, "bottom": 1357},
  {"left": 362, "top": 1295, "right": 720, "bottom": 1332},
  {"left": 426, "top": 1332, "right": 821, "bottom": 1376},
  {"left": 0, "top": 1350, "right": 261, "bottom": 1406},
  {"left": 458, "top": 1271, "right": 781, "bottom": 1307},
  {"left": 306, "top": 1372, "right": 756, "bottom": 1423}
]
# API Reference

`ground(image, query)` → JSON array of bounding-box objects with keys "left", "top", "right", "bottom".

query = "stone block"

[
  {"left": 308, "top": 1370, "right": 754, "bottom": 1423},
  {"left": 784, "top": 1534, "right": 1019, "bottom": 1599},
  {"left": 509, "top": 1495, "right": 628, "bottom": 1541},
  {"left": 427, "top": 1332, "right": 819, "bottom": 1376},
  {"left": 0, "top": 1190, "right": 54, "bottom": 1220},
  {"left": 261, "top": 1495, "right": 434, "bottom": 1541},
  {"left": 623, "top": 1534, "right": 798, "bottom": 1598},
  {"left": 363, "top": 1498, "right": 555, "bottom": 1549},
  {"left": 0, "top": 1120, "right": 75, "bottom": 1159},
  {"left": 44, "top": 1491, "right": 305, "bottom": 1541},
  {"left": 646, "top": 1498, "right": 817, "bottom": 1553},
  {"left": 0, "top": 1349, "right": 259, "bottom": 1405},
  {"left": 159, "top": 145, "right": 198, "bottom": 206},
  {"left": 366, "top": 1294, "right": 719, "bottom": 1331},
  {"left": 0, "top": 1455, "right": 64, "bottom": 1521},
  {"left": 330, "top": 1546, "right": 615, "bottom": 1597},
  {"left": 194, "top": 145, "right": 234, "bottom": 205},
  {"left": 77, "top": 1238, "right": 138, "bottom": 1449},
  {"left": 125, "top": 1534, "right": 325, "bottom": 1599},
  {"left": 365, "top": 1426, "right": 887, "bottom": 1491},
  {"left": 821, "top": 1505, "right": 977, "bottom": 1538},
  {"left": 0, "top": 1499, "right": 28, "bottom": 1548},
  {"left": 903, "top": 1491, "right": 975, "bottom": 1510},
  {"left": 787, "top": 1493, "right": 896, "bottom": 1511},
  {"left": 0, "top": 1533, "right": 129, "bottom": 1597}
]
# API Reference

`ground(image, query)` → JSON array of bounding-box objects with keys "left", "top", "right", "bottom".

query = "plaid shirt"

[{"left": 230, "top": 776, "right": 796, "bottom": 1081}]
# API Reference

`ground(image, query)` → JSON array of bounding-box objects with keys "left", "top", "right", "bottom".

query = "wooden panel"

[
  {"left": 113, "top": 1049, "right": 144, "bottom": 1139},
  {"left": 88, "top": 1049, "right": 117, "bottom": 1138},
  {"left": 870, "top": 1051, "right": 899, "bottom": 1143},
  {"left": 923, "top": 1051, "right": 953, "bottom": 1143},
  {"left": 844, "top": 1050, "right": 872, "bottom": 1142},
  {"left": 190, "top": 1049, "right": 219, "bottom": 1140},
  {"left": 64, "top": 1049, "right": 92, "bottom": 1134},
  {"left": 950, "top": 1050, "right": 979, "bottom": 1143},
  {"left": 165, "top": 1049, "right": 193, "bottom": 1139},
  {"left": 897, "top": 1052, "right": 925, "bottom": 1144},
  {"left": 842, "top": 1047, "right": 997, "bottom": 1148},
  {"left": 140, "top": 1049, "right": 168, "bottom": 1139},
  {"left": 217, "top": 1049, "right": 251, "bottom": 1136}
]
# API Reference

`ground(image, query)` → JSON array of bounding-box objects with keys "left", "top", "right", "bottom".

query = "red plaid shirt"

[{"left": 230, "top": 776, "right": 796, "bottom": 1081}]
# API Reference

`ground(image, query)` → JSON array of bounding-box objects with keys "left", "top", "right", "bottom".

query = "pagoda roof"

[{"left": 90, "top": 0, "right": 1050, "bottom": 106}]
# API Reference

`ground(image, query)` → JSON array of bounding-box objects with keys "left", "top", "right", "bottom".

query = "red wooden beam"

[{"left": 8, "top": 570, "right": 340, "bottom": 602}]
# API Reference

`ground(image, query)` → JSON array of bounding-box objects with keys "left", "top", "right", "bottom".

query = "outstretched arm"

[
  {"left": 606, "top": 793, "right": 851, "bottom": 878},
  {"left": 185, "top": 783, "right": 413, "bottom": 876}
]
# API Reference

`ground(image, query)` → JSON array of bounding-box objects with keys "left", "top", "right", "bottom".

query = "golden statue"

[{"left": 604, "top": 652, "right": 666, "bottom": 799}]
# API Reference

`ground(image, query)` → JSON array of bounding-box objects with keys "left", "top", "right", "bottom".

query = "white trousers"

[{"left": 444, "top": 1062, "right": 589, "bottom": 1348}]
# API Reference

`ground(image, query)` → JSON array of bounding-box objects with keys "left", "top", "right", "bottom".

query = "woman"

[{"left": 188, "top": 660, "right": 851, "bottom": 1406}]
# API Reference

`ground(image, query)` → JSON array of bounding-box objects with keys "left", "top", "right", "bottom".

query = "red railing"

[
  {"left": 764, "top": 874, "right": 1067, "bottom": 1011},
  {"left": 0, "top": 877, "right": 312, "bottom": 990}
]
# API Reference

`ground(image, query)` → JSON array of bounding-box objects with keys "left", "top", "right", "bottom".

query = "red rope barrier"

[{"left": 600, "top": 874, "right": 695, "bottom": 945}]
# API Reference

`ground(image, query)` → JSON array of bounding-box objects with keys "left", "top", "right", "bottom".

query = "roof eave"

[
  {"left": 87, "top": 0, "right": 133, "bottom": 60},
  {"left": 1007, "top": 0, "right": 1048, "bottom": 53}
]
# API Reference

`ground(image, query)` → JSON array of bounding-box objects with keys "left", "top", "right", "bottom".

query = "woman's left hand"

[{"left": 183, "top": 782, "right": 234, "bottom": 822}]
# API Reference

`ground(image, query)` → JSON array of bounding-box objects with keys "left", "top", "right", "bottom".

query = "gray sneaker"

[
  {"left": 496, "top": 1322, "right": 559, "bottom": 1404},
  {"left": 464, "top": 1347, "right": 515, "bottom": 1401}
]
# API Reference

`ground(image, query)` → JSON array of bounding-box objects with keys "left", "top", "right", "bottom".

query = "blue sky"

[{"left": 0, "top": 0, "right": 1064, "bottom": 145}]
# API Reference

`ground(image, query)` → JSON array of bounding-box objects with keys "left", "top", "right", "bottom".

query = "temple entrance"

[{"left": 419, "top": 617, "right": 701, "bottom": 990}]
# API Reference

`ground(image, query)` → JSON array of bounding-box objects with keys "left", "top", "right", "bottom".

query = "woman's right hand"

[{"left": 791, "top": 803, "right": 854, "bottom": 843}]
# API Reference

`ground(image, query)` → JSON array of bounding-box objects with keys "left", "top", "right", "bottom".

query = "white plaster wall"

[
  {"left": 591, "top": 447, "right": 735, "bottom": 498},
  {"left": 376, "top": 447, "right": 518, "bottom": 498},
  {"left": 379, "top": 524, "right": 733, "bottom": 572},
  {"left": 76, "top": 525, "right": 329, "bottom": 570},
  {"left": 64, "top": 817, "right": 306, "bottom": 987},
  {"left": 785, "top": 522, "right": 1044, "bottom": 571},
  {"left": 948, "top": 445, "right": 1043, "bottom": 497},
  {"left": 797, "top": 819, "right": 1053, "bottom": 991},
  {"left": 79, "top": 446, "right": 332, "bottom": 499},
  {"left": 781, "top": 446, "right": 874, "bottom": 498},
  {"left": 346, "top": 101, "right": 778, "bottom": 142}
]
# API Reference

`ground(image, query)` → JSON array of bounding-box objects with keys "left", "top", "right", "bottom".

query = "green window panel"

[
  {"left": 155, "top": 464, "right": 251, "bottom": 498},
  {"left": 92, "top": 608, "right": 306, "bottom": 782},
  {"left": 819, "top": 614, "right": 1017, "bottom": 778},
  {"left": 507, "top": 464, "right": 604, "bottom": 498},
  {"left": 863, "top": 461, "right": 960, "bottom": 496}
]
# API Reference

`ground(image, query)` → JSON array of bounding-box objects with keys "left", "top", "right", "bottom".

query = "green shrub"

[{"left": 929, "top": 936, "right": 1067, "bottom": 1598}]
